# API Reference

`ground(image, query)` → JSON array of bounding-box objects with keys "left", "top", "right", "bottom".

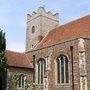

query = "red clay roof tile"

[
  {"left": 36, "top": 15, "right": 90, "bottom": 49},
  {"left": 6, "top": 50, "right": 33, "bottom": 68}
]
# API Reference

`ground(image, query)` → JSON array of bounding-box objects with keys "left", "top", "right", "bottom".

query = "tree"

[{"left": 0, "top": 30, "right": 7, "bottom": 72}]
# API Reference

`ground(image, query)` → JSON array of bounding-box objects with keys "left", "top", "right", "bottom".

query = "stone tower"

[{"left": 25, "top": 7, "right": 59, "bottom": 52}]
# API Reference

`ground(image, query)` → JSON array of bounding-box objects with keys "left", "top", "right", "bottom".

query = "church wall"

[
  {"left": 41, "top": 15, "right": 59, "bottom": 36},
  {"left": 27, "top": 39, "right": 80, "bottom": 90},
  {"left": 7, "top": 67, "right": 33, "bottom": 90},
  {"left": 85, "top": 39, "right": 90, "bottom": 90},
  {"left": 26, "top": 16, "right": 41, "bottom": 51}
]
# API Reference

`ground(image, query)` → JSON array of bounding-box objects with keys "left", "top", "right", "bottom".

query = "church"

[{"left": 3, "top": 7, "right": 90, "bottom": 90}]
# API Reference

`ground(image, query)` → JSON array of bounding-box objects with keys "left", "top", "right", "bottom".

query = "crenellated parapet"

[
  {"left": 27, "top": 6, "right": 59, "bottom": 22},
  {"left": 26, "top": 7, "right": 59, "bottom": 51}
]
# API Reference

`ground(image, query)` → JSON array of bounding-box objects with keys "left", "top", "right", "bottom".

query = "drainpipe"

[{"left": 70, "top": 46, "right": 74, "bottom": 90}]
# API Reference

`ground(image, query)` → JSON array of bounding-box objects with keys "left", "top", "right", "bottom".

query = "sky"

[{"left": 0, "top": 0, "right": 90, "bottom": 52}]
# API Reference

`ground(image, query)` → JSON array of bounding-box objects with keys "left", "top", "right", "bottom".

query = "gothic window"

[
  {"left": 56, "top": 55, "right": 69, "bottom": 84},
  {"left": 37, "top": 58, "right": 46, "bottom": 84},
  {"left": 32, "top": 26, "right": 35, "bottom": 33},
  {"left": 18, "top": 74, "right": 25, "bottom": 88}
]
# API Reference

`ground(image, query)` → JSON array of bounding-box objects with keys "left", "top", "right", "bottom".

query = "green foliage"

[
  {"left": 0, "top": 52, "right": 7, "bottom": 71},
  {"left": 0, "top": 30, "right": 6, "bottom": 52},
  {"left": 8, "top": 75, "right": 17, "bottom": 90},
  {"left": 13, "top": 73, "right": 20, "bottom": 86},
  {"left": 25, "top": 80, "right": 31, "bottom": 90},
  {"left": 0, "top": 30, "right": 7, "bottom": 72},
  {"left": 12, "top": 73, "right": 32, "bottom": 90}
]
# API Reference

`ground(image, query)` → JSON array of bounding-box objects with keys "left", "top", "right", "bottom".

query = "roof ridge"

[
  {"left": 6, "top": 50, "right": 24, "bottom": 54},
  {"left": 60, "top": 15, "right": 90, "bottom": 26},
  {"left": 34, "top": 15, "right": 90, "bottom": 49},
  {"left": 6, "top": 51, "right": 33, "bottom": 68}
]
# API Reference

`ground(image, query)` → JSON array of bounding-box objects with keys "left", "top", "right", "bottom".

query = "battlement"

[
  {"left": 27, "top": 6, "right": 59, "bottom": 22},
  {"left": 26, "top": 7, "right": 59, "bottom": 51}
]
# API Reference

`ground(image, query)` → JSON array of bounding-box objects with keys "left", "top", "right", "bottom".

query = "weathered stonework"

[
  {"left": 7, "top": 67, "right": 33, "bottom": 90},
  {"left": 6, "top": 7, "right": 89, "bottom": 90},
  {"left": 25, "top": 7, "right": 59, "bottom": 52},
  {"left": 85, "top": 39, "right": 90, "bottom": 90},
  {"left": 78, "top": 38, "right": 87, "bottom": 90},
  {"left": 26, "top": 39, "right": 80, "bottom": 90}
]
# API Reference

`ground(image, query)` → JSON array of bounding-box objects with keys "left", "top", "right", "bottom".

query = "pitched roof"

[
  {"left": 36, "top": 15, "right": 90, "bottom": 49},
  {"left": 6, "top": 50, "right": 33, "bottom": 68}
]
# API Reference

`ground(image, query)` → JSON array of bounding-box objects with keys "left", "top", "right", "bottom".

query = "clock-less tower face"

[{"left": 25, "top": 7, "right": 59, "bottom": 52}]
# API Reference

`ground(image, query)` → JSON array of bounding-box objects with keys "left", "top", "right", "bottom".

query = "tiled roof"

[
  {"left": 36, "top": 15, "right": 90, "bottom": 49},
  {"left": 6, "top": 50, "right": 33, "bottom": 68}
]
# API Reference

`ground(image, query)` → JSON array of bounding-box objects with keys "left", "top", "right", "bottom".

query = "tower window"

[{"left": 32, "top": 26, "right": 35, "bottom": 33}]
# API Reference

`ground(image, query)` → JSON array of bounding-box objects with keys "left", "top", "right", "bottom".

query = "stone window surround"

[
  {"left": 55, "top": 54, "right": 71, "bottom": 85},
  {"left": 32, "top": 26, "right": 35, "bottom": 33},
  {"left": 17, "top": 74, "right": 26, "bottom": 89},
  {"left": 35, "top": 54, "right": 70, "bottom": 86},
  {"left": 36, "top": 58, "right": 46, "bottom": 84}
]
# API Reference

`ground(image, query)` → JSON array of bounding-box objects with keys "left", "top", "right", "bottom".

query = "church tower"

[{"left": 25, "top": 7, "right": 59, "bottom": 52}]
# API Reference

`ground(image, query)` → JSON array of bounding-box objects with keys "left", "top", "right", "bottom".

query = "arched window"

[
  {"left": 32, "top": 26, "right": 35, "bottom": 33},
  {"left": 18, "top": 74, "right": 25, "bottom": 88},
  {"left": 56, "top": 55, "right": 69, "bottom": 84},
  {"left": 37, "top": 58, "right": 46, "bottom": 84}
]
